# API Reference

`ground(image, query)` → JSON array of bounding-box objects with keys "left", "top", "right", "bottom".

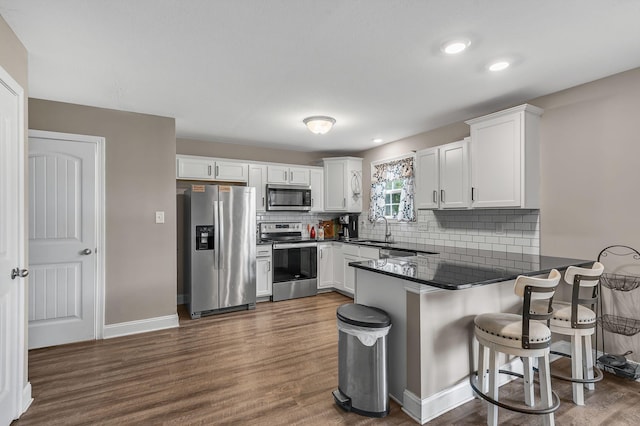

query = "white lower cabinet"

[
  {"left": 343, "top": 254, "right": 359, "bottom": 294},
  {"left": 333, "top": 244, "right": 345, "bottom": 293},
  {"left": 317, "top": 243, "right": 333, "bottom": 289},
  {"left": 256, "top": 245, "right": 272, "bottom": 298},
  {"left": 338, "top": 244, "right": 379, "bottom": 297}
]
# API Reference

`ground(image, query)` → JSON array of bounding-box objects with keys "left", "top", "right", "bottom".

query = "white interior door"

[
  {"left": 0, "top": 67, "right": 29, "bottom": 423},
  {"left": 28, "top": 132, "right": 98, "bottom": 349}
]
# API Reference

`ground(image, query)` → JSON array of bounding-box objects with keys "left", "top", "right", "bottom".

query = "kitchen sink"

[{"left": 379, "top": 248, "right": 417, "bottom": 258}]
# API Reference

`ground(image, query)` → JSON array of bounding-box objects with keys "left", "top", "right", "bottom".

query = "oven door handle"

[{"left": 273, "top": 242, "right": 318, "bottom": 249}]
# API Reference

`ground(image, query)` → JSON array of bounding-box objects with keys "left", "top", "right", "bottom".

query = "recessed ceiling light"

[
  {"left": 441, "top": 40, "right": 470, "bottom": 55},
  {"left": 372, "top": 138, "right": 384, "bottom": 143},
  {"left": 488, "top": 61, "right": 510, "bottom": 72}
]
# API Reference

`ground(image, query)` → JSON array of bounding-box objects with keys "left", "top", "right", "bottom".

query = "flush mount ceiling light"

[
  {"left": 303, "top": 116, "right": 336, "bottom": 135},
  {"left": 441, "top": 39, "right": 470, "bottom": 55},
  {"left": 372, "top": 138, "right": 384, "bottom": 143},
  {"left": 488, "top": 61, "right": 510, "bottom": 72}
]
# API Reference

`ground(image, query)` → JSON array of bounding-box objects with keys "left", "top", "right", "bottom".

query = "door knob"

[
  {"left": 11, "top": 268, "right": 29, "bottom": 280},
  {"left": 81, "top": 248, "right": 93, "bottom": 255}
]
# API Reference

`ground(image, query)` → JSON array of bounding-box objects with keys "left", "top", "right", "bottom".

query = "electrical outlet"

[
  {"left": 155, "top": 211, "right": 165, "bottom": 224},
  {"left": 418, "top": 223, "right": 429, "bottom": 232},
  {"left": 495, "top": 222, "right": 505, "bottom": 235}
]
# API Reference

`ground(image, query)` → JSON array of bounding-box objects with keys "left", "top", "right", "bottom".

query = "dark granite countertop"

[{"left": 349, "top": 246, "right": 593, "bottom": 290}]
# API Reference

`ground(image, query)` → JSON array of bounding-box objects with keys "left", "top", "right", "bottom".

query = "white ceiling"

[{"left": 2, "top": 0, "right": 640, "bottom": 152}]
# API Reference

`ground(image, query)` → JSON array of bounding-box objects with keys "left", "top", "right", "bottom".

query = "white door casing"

[
  {"left": 0, "top": 65, "right": 31, "bottom": 423},
  {"left": 28, "top": 130, "right": 105, "bottom": 349}
]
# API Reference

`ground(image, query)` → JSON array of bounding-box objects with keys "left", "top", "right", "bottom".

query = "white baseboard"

[
  {"left": 21, "top": 382, "right": 33, "bottom": 416},
  {"left": 402, "top": 356, "right": 524, "bottom": 424},
  {"left": 103, "top": 314, "right": 179, "bottom": 339}
]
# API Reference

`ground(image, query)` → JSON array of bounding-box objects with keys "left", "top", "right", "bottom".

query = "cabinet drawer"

[
  {"left": 343, "top": 244, "right": 360, "bottom": 256},
  {"left": 256, "top": 245, "right": 272, "bottom": 257},
  {"left": 359, "top": 247, "right": 379, "bottom": 260}
]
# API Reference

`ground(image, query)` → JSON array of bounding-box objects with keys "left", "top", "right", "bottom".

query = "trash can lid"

[{"left": 336, "top": 303, "right": 391, "bottom": 328}]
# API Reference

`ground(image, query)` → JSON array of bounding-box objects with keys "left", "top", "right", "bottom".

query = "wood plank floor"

[{"left": 15, "top": 292, "right": 640, "bottom": 425}]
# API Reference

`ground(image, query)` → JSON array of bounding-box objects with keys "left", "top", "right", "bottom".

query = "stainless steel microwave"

[{"left": 266, "top": 184, "right": 312, "bottom": 211}]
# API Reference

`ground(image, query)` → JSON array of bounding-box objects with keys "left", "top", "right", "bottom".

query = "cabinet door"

[
  {"left": 317, "top": 244, "right": 333, "bottom": 289},
  {"left": 177, "top": 157, "right": 215, "bottom": 180},
  {"left": 249, "top": 164, "right": 267, "bottom": 212},
  {"left": 333, "top": 244, "right": 345, "bottom": 291},
  {"left": 215, "top": 161, "right": 248, "bottom": 182},
  {"left": 324, "top": 161, "right": 347, "bottom": 211},
  {"left": 470, "top": 113, "right": 522, "bottom": 208},
  {"left": 266, "top": 165, "right": 288, "bottom": 184},
  {"left": 288, "top": 167, "right": 310, "bottom": 185},
  {"left": 439, "top": 139, "right": 470, "bottom": 209},
  {"left": 310, "top": 168, "right": 324, "bottom": 212},
  {"left": 415, "top": 147, "right": 440, "bottom": 209},
  {"left": 256, "top": 257, "right": 272, "bottom": 297},
  {"left": 343, "top": 255, "right": 358, "bottom": 294}
]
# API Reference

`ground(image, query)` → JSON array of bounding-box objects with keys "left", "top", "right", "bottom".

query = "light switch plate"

[{"left": 155, "top": 211, "right": 165, "bottom": 224}]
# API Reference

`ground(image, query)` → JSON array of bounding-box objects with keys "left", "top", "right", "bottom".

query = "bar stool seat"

[
  {"left": 533, "top": 300, "right": 596, "bottom": 327},
  {"left": 471, "top": 269, "right": 562, "bottom": 426},
  {"left": 475, "top": 313, "right": 552, "bottom": 349}
]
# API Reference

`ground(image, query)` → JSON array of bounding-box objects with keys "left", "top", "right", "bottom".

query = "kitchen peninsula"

[{"left": 350, "top": 248, "right": 592, "bottom": 424}]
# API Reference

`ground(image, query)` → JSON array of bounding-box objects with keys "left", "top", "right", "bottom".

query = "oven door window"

[{"left": 273, "top": 246, "right": 317, "bottom": 283}]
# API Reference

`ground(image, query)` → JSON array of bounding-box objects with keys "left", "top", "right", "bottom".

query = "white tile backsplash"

[
  {"left": 256, "top": 209, "right": 541, "bottom": 254},
  {"left": 359, "top": 209, "right": 540, "bottom": 254}
]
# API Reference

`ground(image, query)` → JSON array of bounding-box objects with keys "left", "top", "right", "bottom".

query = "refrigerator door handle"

[
  {"left": 218, "top": 200, "right": 224, "bottom": 269},
  {"left": 213, "top": 202, "right": 219, "bottom": 269}
]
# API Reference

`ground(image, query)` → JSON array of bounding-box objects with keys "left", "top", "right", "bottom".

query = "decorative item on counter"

[
  {"left": 321, "top": 220, "right": 335, "bottom": 239},
  {"left": 310, "top": 226, "right": 316, "bottom": 239},
  {"left": 317, "top": 224, "right": 324, "bottom": 240}
]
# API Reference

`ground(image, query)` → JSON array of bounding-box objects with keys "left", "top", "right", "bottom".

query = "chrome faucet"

[{"left": 376, "top": 216, "right": 393, "bottom": 243}]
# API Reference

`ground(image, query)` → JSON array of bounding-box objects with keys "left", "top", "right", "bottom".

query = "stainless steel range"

[{"left": 259, "top": 222, "right": 317, "bottom": 302}]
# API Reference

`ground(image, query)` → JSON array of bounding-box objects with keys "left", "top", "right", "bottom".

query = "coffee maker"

[{"left": 339, "top": 214, "right": 359, "bottom": 240}]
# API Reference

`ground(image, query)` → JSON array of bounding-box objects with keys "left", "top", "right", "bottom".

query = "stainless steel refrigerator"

[{"left": 184, "top": 185, "right": 256, "bottom": 318}]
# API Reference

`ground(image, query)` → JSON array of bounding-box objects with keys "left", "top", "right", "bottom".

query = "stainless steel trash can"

[{"left": 332, "top": 303, "right": 391, "bottom": 417}]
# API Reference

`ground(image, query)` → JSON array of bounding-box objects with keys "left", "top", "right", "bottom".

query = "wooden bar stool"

[
  {"left": 471, "top": 269, "right": 562, "bottom": 426},
  {"left": 537, "top": 262, "right": 605, "bottom": 405}
]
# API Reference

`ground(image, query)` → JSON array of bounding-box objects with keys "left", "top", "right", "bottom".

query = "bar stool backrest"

[
  {"left": 563, "top": 262, "right": 604, "bottom": 329},
  {"left": 515, "top": 269, "right": 562, "bottom": 349},
  {"left": 564, "top": 262, "right": 604, "bottom": 287}
]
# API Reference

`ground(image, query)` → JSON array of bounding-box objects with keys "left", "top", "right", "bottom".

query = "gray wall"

[
  {"left": 29, "top": 99, "right": 177, "bottom": 325},
  {"left": 1, "top": 10, "right": 29, "bottom": 397},
  {"left": 177, "top": 137, "right": 348, "bottom": 166}
]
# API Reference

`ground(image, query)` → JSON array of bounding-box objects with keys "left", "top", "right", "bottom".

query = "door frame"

[
  {"left": 0, "top": 64, "right": 31, "bottom": 419},
  {"left": 28, "top": 129, "right": 106, "bottom": 340}
]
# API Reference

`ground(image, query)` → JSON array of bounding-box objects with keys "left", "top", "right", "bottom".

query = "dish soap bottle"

[{"left": 310, "top": 226, "right": 316, "bottom": 239}]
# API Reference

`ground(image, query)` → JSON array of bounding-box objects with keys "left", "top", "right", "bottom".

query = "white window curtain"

[{"left": 368, "top": 156, "right": 416, "bottom": 222}]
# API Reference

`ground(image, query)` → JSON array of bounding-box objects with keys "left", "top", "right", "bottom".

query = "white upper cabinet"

[
  {"left": 176, "top": 155, "right": 248, "bottom": 182},
  {"left": 215, "top": 160, "right": 249, "bottom": 182},
  {"left": 466, "top": 104, "right": 543, "bottom": 208},
  {"left": 415, "top": 139, "right": 470, "bottom": 209},
  {"left": 309, "top": 167, "right": 324, "bottom": 212},
  {"left": 439, "top": 139, "right": 470, "bottom": 209},
  {"left": 176, "top": 156, "right": 216, "bottom": 180},
  {"left": 323, "top": 157, "right": 363, "bottom": 213},
  {"left": 248, "top": 164, "right": 267, "bottom": 212},
  {"left": 415, "top": 147, "right": 439, "bottom": 209},
  {"left": 267, "top": 165, "right": 310, "bottom": 185}
]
